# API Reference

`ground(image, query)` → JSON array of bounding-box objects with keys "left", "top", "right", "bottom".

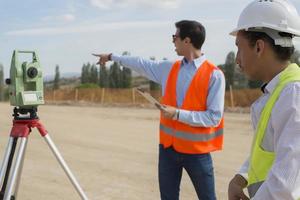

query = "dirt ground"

[{"left": 0, "top": 103, "right": 253, "bottom": 200}]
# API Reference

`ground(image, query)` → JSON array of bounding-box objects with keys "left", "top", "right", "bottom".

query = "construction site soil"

[{"left": 0, "top": 103, "right": 252, "bottom": 200}]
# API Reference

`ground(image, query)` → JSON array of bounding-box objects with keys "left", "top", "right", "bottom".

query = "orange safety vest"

[{"left": 160, "top": 60, "right": 224, "bottom": 154}]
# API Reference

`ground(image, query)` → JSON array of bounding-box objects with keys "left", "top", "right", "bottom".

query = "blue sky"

[{"left": 0, "top": 0, "right": 300, "bottom": 77}]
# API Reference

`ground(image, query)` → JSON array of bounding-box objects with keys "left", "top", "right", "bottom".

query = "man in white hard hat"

[{"left": 228, "top": 0, "right": 300, "bottom": 199}]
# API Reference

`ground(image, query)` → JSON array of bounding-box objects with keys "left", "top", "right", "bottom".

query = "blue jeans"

[{"left": 159, "top": 145, "right": 216, "bottom": 200}]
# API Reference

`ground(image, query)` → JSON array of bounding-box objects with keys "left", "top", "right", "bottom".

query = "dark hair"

[
  {"left": 241, "top": 30, "right": 295, "bottom": 61},
  {"left": 175, "top": 20, "right": 205, "bottom": 49}
]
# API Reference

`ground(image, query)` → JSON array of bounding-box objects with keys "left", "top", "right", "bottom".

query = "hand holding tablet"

[{"left": 135, "top": 88, "right": 167, "bottom": 111}]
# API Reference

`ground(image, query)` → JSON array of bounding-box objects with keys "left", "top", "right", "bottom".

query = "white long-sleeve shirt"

[{"left": 238, "top": 71, "right": 300, "bottom": 199}]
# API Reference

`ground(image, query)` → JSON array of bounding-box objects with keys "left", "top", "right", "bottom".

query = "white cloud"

[
  {"left": 90, "top": 0, "right": 181, "bottom": 10},
  {"left": 90, "top": 0, "right": 113, "bottom": 10},
  {"left": 5, "top": 18, "right": 228, "bottom": 37},
  {"left": 62, "top": 14, "right": 76, "bottom": 22},
  {"left": 5, "top": 20, "right": 172, "bottom": 36},
  {"left": 42, "top": 14, "right": 76, "bottom": 23}
]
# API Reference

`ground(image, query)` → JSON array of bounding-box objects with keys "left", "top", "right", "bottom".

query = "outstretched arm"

[{"left": 93, "top": 53, "right": 173, "bottom": 85}]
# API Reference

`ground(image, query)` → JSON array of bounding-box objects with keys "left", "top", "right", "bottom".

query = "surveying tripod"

[{"left": 0, "top": 107, "right": 88, "bottom": 200}]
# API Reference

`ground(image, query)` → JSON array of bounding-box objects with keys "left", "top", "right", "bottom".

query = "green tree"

[
  {"left": 121, "top": 67, "right": 132, "bottom": 88},
  {"left": 81, "top": 63, "right": 94, "bottom": 84},
  {"left": 0, "top": 63, "right": 4, "bottom": 101},
  {"left": 248, "top": 80, "right": 263, "bottom": 88},
  {"left": 53, "top": 65, "right": 60, "bottom": 90},
  {"left": 120, "top": 51, "right": 132, "bottom": 88},
  {"left": 224, "top": 51, "right": 236, "bottom": 90},
  {"left": 291, "top": 50, "right": 300, "bottom": 66},
  {"left": 81, "top": 63, "right": 88, "bottom": 84},
  {"left": 99, "top": 64, "right": 109, "bottom": 88},
  {"left": 122, "top": 51, "right": 130, "bottom": 56},
  {"left": 85, "top": 63, "right": 92, "bottom": 83},
  {"left": 90, "top": 64, "right": 98, "bottom": 84},
  {"left": 233, "top": 66, "right": 248, "bottom": 89},
  {"left": 217, "top": 64, "right": 225, "bottom": 72},
  {"left": 109, "top": 62, "right": 122, "bottom": 88}
]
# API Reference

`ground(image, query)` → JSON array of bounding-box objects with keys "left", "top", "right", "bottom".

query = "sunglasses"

[{"left": 172, "top": 34, "right": 180, "bottom": 41}]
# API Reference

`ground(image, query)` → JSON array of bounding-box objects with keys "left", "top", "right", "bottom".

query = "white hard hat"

[{"left": 230, "top": 0, "right": 300, "bottom": 47}]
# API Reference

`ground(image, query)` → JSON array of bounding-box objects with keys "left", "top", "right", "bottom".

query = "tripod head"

[
  {"left": 6, "top": 50, "right": 44, "bottom": 108},
  {"left": 12, "top": 107, "right": 38, "bottom": 120}
]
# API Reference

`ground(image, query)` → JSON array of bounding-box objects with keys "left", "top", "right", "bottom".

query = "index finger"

[{"left": 92, "top": 53, "right": 101, "bottom": 57}]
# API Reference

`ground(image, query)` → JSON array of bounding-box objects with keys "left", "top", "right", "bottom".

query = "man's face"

[
  {"left": 235, "top": 32, "right": 260, "bottom": 80},
  {"left": 173, "top": 29, "right": 185, "bottom": 56}
]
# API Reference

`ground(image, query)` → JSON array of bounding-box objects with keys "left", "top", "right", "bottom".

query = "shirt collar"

[
  {"left": 260, "top": 83, "right": 268, "bottom": 93},
  {"left": 263, "top": 71, "right": 281, "bottom": 94},
  {"left": 181, "top": 54, "right": 206, "bottom": 69}
]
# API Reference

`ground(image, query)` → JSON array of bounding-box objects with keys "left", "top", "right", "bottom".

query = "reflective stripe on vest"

[
  {"left": 160, "top": 124, "right": 223, "bottom": 142},
  {"left": 247, "top": 63, "right": 300, "bottom": 197},
  {"left": 159, "top": 60, "right": 224, "bottom": 154}
]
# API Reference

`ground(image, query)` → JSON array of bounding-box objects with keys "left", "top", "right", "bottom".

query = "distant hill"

[
  {"left": 44, "top": 72, "right": 81, "bottom": 89},
  {"left": 44, "top": 72, "right": 152, "bottom": 89},
  {"left": 44, "top": 72, "right": 80, "bottom": 82}
]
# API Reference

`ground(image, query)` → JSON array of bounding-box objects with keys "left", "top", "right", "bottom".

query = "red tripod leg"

[
  {"left": 2, "top": 120, "right": 31, "bottom": 200},
  {"left": 4, "top": 138, "right": 28, "bottom": 200}
]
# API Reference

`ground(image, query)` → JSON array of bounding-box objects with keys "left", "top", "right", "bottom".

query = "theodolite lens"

[
  {"left": 27, "top": 67, "right": 38, "bottom": 78},
  {"left": 5, "top": 78, "right": 11, "bottom": 85}
]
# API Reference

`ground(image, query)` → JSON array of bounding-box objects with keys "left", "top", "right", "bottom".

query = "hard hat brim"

[
  {"left": 229, "top": 29, "right": 239, "bottom": 36},
  {"left": 229, "top": 25, "right": 300, "bottom": 37}
]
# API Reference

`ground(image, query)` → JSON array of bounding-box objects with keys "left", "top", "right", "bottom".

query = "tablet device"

[{"left": 136, "top": 88, "right": 167, "bottom": 111}]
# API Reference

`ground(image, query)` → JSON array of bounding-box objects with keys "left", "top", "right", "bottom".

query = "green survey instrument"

[
  {"left": 6, "top": 50, "right": 44, "bottom": 107},
  {"left": 0, "top": 50, "right": 88, "bottom": 200}
]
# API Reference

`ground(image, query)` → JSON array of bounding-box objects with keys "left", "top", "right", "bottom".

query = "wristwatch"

[
  {"left": 108, "top": 53, "right": 112, "bottom": 61},
  {"left": 173, "top": 109, "right": 180, "bottom": 120}
]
